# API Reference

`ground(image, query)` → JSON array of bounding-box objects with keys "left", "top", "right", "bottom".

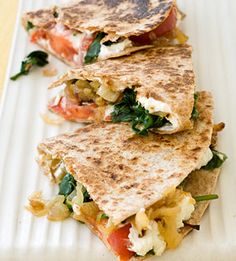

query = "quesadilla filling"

[
  {"left": 28, "top": 144, "right": 226, "bottom": 260},
  {"left": 26, "top": 6, "right": 187, "bottom": 66},
  {"left": 48, "top": 80, "right": 188, "bottom": 134},
  {"left": 28, "top": 169, "right": 195, "bottom": 260}
]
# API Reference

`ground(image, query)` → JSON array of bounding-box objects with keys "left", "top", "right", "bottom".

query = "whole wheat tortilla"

[
  {"left": 84, "top": 167, "right": 221, "bottom": 260},
  {"left": 22, "top": 0, "right": 175, "bottom": 41},
  {"left": 37, "top": 91, "right": 213, "bottom": 225},
  {"left": 50, "top": 44, "right": 195, "bottom": 134},
  {"left": 22, "top": 1, "right": 176, "bottom": 66},
  {"left": 180, "top": 168, "right": 221, "bottom": 237}
]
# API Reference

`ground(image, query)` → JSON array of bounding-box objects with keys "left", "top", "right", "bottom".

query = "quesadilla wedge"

[
  {"left": 28, "top": 91, "right": 226, "bottom": 260},
  {"left": 48, "top": 44, "right": 195, "bottom": 134},
  {"left": 22, "top": 0, "right": 187, "bottom": 67}
]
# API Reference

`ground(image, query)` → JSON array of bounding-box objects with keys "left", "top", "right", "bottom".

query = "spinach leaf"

[
  {"left": 84, "top": 32, "right": 106, "bottom": 64},
  {"left": 26, "top": 21, "right": 34, "bottom": 31},
  {"left": 10, "top": 50, "right": 49, "bottom": 81},
  {"left": 111, "top": 88, "right": 169, "bottom": 135},
  {"left": 58, "top": 173, "right": 76, "bottom": 197},
  {"left": 191, "top": 93, "right": 199, "bottom": 120},
  {"left": 100, "top": 213, "right": 109, "bottom": 219},
  {"left": 194, "top": 194, "right": 218, "bottom": 202},
  {"left": 82, "top": 188, "right": 92, "bottom": 202},
  {"left": 202, "top": 149, "right": 227, "bottom": 170},
  {"left": 53, "top": 11, "right": 59, "bottom": 18},
  {"left": 97, "top": 213, "right": 109, "bottom": 221}
]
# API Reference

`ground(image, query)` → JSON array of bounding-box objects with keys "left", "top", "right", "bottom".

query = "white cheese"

[
  {"left": 68, "top": 32, "right": 85, "bottom": 50},
  {"left": 53, "top": 23, "right": 67, "bottom": 35},
  {"left": 138, "top": 97, "right": 172, "bottom": 115},
  {"left": 137, "top": 96, "right": 179, "bottom": 131},
  {"left": 104, "top": 105, "right": 114, "bottom": 119},
  {"left": 195, "top": 147, "right": 213, "bottom": 170},
  {"left": 99, "top": 39, "right": 133, "bottom": 59},
  {"left": 50, "top": 23, "right": 93, "bottom": 64},
  {"left": 176, "top": 195, "right": 195, "bottom": 228},
  {"left": 128, "top": 221, "right": 166, "bottom": 256}
]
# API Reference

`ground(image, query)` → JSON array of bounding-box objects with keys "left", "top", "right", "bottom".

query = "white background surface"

[{"left": 0, "top": 0, "right": 236, "bottom": 260}]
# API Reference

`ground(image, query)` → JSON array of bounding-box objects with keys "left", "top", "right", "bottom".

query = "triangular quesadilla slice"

[
  {"left": 22, "top": 0, "right": 187, "bottom": 67},
  {"left": 48, "top": 44, "right": 195, "bottom": 134},
  {"left": 28, "top": 91, "right": 226, "bottom": 260}
]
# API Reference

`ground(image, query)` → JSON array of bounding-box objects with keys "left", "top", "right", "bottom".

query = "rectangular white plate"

[{"left": 0, "top": 0, "right": 235, "bottom": 260}]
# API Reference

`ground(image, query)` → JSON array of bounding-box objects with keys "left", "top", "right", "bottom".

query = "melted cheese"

[
  {"left": 104, "top": 105, "right": 114, "bottom": 118},
  {"left": 128, "top": 221, "right": 166, "bottom": 256},
  {"left": 99, "top": 39, "right": 133, "bottom": 59},
  {"left": 195, "top": 147, "right": 213, "bottom": 170},
  {"left": 137, "top": 97, "right": 171, "bottom": 115},
  {"left": 137, "top": 96, "right": 179, "bottom": 131},
  {"left": 176, "top": 195, "right": 195, "bottom": 228},
  {"left": 129, "top": 189, "right": 195, "bottom": 256}
]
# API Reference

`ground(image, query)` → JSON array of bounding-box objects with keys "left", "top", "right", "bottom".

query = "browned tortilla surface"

[
  {"left": 38, "top": 91, "right": 213, "bottom": 225},
  {"left": 84, "top": 168, "right": 221, "bottom": 260},
  {"left": 51, "top": 45, "right": 195, "bottom": 133},
  {"left": 22, "top": 0, "right": 175, "bottom": 41},
  {"left": 180, "top": 168, "right": 221, "bottom": 236}
]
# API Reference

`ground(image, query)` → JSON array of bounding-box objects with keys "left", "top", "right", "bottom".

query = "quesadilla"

[
  {"left": 28, "top": 91, "right": 226, "bottom": 260},
  {"left": 48, "top": 44, "right": 195, "bottom": 134},
  {"left": 22, "top": 0, "right": 187, "bottom": 67}
]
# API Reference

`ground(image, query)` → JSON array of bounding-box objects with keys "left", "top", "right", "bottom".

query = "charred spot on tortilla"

[
  {"left": 48, "top": 45, "right": 195, "bottom": 134},
  {"left": 37, "top": 91, "right": 214, "bottom": 225},
  {"left": 22, "top": 0, "right": 187, "bottom": 67}
]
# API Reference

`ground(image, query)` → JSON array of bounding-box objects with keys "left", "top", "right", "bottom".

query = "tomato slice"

[
  {"left": 31, "top": 29, "right": 47, "bottom": 43},
  {"left": 31, "top": 29, "right": 78, "bottom": 62},
  {"left": 130, "top": 7, "right": 177, "bottom": 45},
  {"left": 48, "top": 33, "right": 77, "bottom": 61},
  {"left": 48, "top": 96, "right": 97, "bottom": 121},
  {"left": 107, "top": 224, "right": 134, "bottom": 261}
]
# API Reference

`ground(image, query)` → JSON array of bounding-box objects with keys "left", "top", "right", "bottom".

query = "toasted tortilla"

[
  {"left": 85, "top": 168, "right": 221, "bottom": 260},
  {"left": 22, "top": 1, "right": 176, "bottom": 67},
  {"left": 38, "top": 91, "right": 213, "bottom": 225},
  {"left": 180, "top": 168, "right": 221, "bottom": 236},
  {"left": 22, "top": 0, "right": 175, "bottom": 41},
  {"left": 50, "top": 44, "right": 195, "bottom": 134}
]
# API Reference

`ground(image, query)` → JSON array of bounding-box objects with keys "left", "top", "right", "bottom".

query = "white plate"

[{"left": 0, "top": 0, "right": 235, "bottom": 260}]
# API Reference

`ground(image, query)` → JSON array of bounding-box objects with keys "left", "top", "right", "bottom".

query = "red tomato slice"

[
  {"left": 31, "top": 29, "right": 78, "bottom": 62},
  {"left": 107, "top": 224, "right": 134, "bottom": 261},
  {"left": 48, "top": 33, "right": 77, "bottom": 61},
  {"left": 130, "top": 7, "right": 177, "bottom": 45},
  {"left": 48, "top": 96, "right": 97, "bottom": 121},
  {"left": 31, "top": 29, "right": 47, "bottom": 43}
]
